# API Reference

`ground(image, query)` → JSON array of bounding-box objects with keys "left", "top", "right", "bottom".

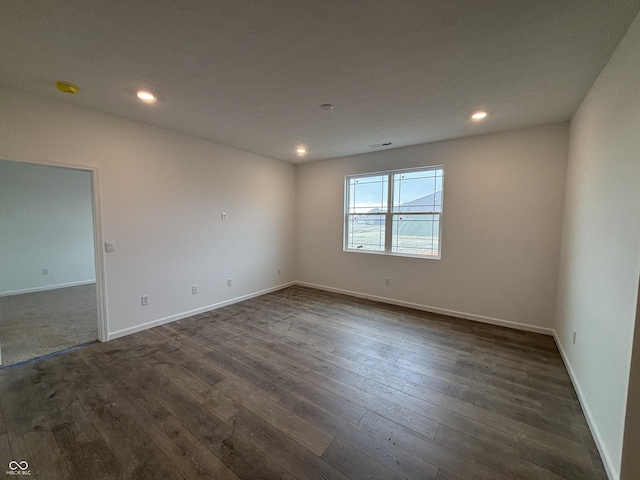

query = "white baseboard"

[
  {"left": 107, "top": 281, "right": 296, "bottom": 341},
  {"left": 295, "top": 281, "right": 554, "bottom": 336},
  {"left": 554, "top": 332, "right": 616, "bottom": 480},
  {"left": 0, "top": 280, "right": 96, "bottom": 297}
]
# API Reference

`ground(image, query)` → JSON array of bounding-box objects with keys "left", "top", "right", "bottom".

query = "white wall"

[
  {"left": 296, "top": 124, "right": 568, "bottom": 332},
  {"left": 0, "top": 160, "right": 95, "bottom": 295},
  {"left": 555, "top": 12, "right": 640, "bottom": 480},
  {"left": 0, "top": 87, "right": 296, "bottom": 339},
  {"left": 621, "top": 281, "right": 640, "bottom": 479}
]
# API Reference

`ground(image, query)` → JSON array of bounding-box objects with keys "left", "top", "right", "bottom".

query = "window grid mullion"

[{"left": 385, "top": 173, "right": 393, "bottom": 253}]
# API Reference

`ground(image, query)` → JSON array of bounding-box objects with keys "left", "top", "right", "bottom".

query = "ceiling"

[{"left": 1, "top": 1, "right": 639, "bottom": 163}]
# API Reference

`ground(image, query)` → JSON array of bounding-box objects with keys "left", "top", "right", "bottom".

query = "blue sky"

[{"left": 349, "top": 169, "right": 443, "bottom": 212}]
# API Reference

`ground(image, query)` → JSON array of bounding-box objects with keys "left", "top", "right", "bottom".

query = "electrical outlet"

[
  {"left": 192, "top": 285, "right": 199, "bottom": 295},
  {"left": 141, "top": 295, "right": 149, "bottom": 306},
  {"left": 104, "top": 241, "right": 115, "bottom": 253},
  {"left": 221, "top": 212, "right": 227, "bottom": 221},
  {"left": 227, "top": 278, "right": 232, "bottom": 287},
  {"left": 42, "top": 268, "right": 49, "bottom": 276},
  {"left": 572, "top": 329, "right": 577, "bottom": 344},
  {"left": 385, "top": 277, "right": 390, "bottom": 286}
]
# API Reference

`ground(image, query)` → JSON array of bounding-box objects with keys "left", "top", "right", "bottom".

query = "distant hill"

[
  {"left": 357, "top": 191, "right": 442, "bottom": 225},
  {"left": 395, "top": 191, "right": 442, "bottom": 213}
]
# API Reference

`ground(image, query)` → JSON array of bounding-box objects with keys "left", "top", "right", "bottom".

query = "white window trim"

[{"left": 343, "top": 165, "right": 444, "bottom": 259}]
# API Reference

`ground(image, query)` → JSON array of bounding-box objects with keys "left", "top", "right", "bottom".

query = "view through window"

[{"left": 344, "top": 166, "right": 443, "bottom": 258}]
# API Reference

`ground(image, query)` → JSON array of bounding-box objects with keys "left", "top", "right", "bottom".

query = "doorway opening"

[{"left": 0, "top": 159, "right": 105, "bottom": 367}]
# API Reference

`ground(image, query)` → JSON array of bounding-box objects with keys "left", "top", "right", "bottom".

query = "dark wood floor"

[{"left": 0, "top": 286, "right": 606, "bottom": 479}]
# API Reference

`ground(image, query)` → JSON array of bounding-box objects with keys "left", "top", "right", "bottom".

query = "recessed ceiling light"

[
  {"left": 319, "top": 103, "right": 334, "bottom": 110},
  {"left": 471, "top": 111, "right": 488, "bottom": 121},
  {"left": 55, "top": 81, "right": 79, "bottom": 94},
  {"left": 296, "top": 147, "right": 307, "bottom": 156},
  {"left": 136, "top": 90, "right": 157, "bottom": 103}
]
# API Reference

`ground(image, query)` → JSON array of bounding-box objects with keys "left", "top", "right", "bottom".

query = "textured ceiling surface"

[{"left": 1, "top": 1, "right": 639, "bottom": 163}]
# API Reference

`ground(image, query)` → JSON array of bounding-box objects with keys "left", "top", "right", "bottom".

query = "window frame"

[{"left": 343, "top": 165, "right": 444, "bottom": 259}]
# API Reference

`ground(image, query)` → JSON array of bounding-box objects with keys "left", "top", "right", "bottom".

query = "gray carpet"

[{"left": 0, "top": 284, "right": 98, "bottom": 367}]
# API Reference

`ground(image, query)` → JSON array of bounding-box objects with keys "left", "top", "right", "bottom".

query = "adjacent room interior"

[
  {"left": 0, "top": 160, "right": 98, "bottom": 366},
  {"left": 0, "top": 1, "right": 639, "bottom": 479}
]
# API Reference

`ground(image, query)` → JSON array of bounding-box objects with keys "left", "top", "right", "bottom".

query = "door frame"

[{"left": 1, "top": 157, "right": 108, "bottom": 342}]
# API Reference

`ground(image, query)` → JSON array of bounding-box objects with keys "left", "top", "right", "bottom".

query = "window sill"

[{"left": 343, "top": 248, "right": 441, "bottom": 260}]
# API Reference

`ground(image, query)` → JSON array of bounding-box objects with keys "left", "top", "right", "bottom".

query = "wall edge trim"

[
  {"left": 0, "top": 280, "right": 96, "bottom": 297},
  {"left": 296, "top": 281, "right": 554, "bottom": 336},
  {"left": 106, "top": 281, "right": 296, "bottom": 341},
  {"left": 554, "top": 331, "right": 617, "bottom": 480}
]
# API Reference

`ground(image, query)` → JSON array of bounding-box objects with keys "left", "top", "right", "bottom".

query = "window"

[{"left": 344, "top": 166, "right": 443, "bottom": 258}]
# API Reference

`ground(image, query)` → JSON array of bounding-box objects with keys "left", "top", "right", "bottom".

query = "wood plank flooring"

[{"left": 0, "top": 286, "right": 606, "bottom": 479}]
